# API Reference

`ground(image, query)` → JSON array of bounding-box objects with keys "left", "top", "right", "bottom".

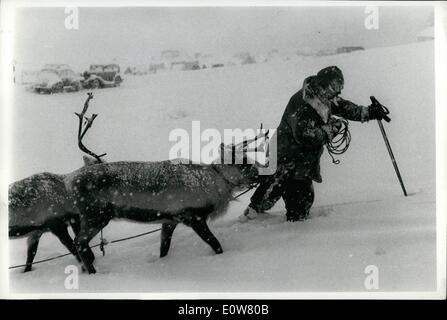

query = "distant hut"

[
  {"left": 230, "top": 52, "right": 256, "bottom": 65},
  {"left": 198, "top": 54, "right": 227, "bottom": 69},
  {"left": 124, "top": 66, "right": 133, "bottom": 75},
  {"left": 160, "top": 50, "right": 199, "bottom": 71},
  {"left": 336, "top": 46, "right": 365, "bottom": 54},
  {"left": 265, "top": 49, "right": 282, "bottom": 62}
]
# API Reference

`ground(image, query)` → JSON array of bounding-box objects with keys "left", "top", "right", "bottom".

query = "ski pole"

[
  {"left": 377, "top": 119, "right": 408, "bottom": 196},
  {"left": 370, "top": 96, "right": 408, "bottom": 197}
]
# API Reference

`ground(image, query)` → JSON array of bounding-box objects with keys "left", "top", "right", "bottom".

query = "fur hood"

[{"left": 302, "top": 76, "right": 334, "bottom": 124}]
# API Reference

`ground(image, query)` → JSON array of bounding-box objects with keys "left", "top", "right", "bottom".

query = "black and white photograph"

[{"left": 0, "top": 0, "right": 446, "bottom": 299}]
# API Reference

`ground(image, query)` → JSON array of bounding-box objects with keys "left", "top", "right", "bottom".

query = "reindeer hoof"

[
  {"left": 86, "top": 265, "right": 96, "bottom": 274},
  {"left": 23, "top": 266, "right": 32, "bottom": 273}
]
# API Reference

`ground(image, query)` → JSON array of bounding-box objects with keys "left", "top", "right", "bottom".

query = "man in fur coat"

[{"left": 240, "top": 66, "right": 388, "bottom": 222}]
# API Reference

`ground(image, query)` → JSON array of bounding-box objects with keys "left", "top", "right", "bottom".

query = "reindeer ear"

[
  {"left": 83, "top": 155, "right": 102, "bottom": 166},
  {"left": 83, "top": 155, "right": 96, "bottom": 166}
]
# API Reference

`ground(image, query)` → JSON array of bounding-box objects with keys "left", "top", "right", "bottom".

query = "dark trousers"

[{"left": 249, "top": 168, "right": 314, "bottom": 218}]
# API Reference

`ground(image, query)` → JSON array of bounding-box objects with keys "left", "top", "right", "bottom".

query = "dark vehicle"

[
  {"left": 81, "top": 64, "right": 123, "bottom": 89},
  {"left": 34, "top": 64, "right": 82, "bottom": 94}
]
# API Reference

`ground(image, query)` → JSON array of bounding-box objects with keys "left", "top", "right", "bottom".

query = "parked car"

[
  {"left": 34, "top": 64, "right": 82, "bottom": 94},
  {"left": 81, "top": 64, "right": 123, "bottom": 89}
]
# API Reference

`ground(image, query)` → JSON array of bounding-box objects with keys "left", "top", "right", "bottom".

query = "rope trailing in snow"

[
  {"left": 326, "top": 119, "right": 351, "bottom": 164},
  {"left": 8, "top": 227, "right": 162, "bottom": 270}
]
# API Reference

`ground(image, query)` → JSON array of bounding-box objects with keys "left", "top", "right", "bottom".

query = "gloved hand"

[
  {"left": 322, "top": 117, "right": 343, "bottom": 141},
  {"left": 328, "top": 117, "right": 343, "bottom": 133},
  {"left": 368, "top": 103, "right": 391, "bottom": 121}
]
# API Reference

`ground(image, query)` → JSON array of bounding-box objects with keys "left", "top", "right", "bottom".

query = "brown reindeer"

[
  {"left": 8, "top": 163, "right": 100, "bottom": 272},
  {"left": 9, "top": 172, "right": 81, "bottom": 272},
  {"left": 8, "top": 93, "right": 102, "bottom": 272},
  {"left": 66, "top": 94, "right": 268, "bottom": 274}
]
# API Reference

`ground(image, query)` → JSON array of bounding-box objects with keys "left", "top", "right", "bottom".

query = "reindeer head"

[{"left": 216, "top": 125, "right": 270, "bottom": 187}]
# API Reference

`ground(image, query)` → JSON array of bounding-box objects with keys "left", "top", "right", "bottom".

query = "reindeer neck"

[{"left": 211, "top": 164, "right": 241, "bottom": 188}]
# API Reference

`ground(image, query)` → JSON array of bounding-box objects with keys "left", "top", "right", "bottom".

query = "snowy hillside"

[{"left": 7, "top": 41, "right": 439, "bottom": 295}]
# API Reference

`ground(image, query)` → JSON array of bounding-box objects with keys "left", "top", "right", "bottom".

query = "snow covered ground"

[{"left": 7, "top": 41, "right": 441, "bottom": 295}]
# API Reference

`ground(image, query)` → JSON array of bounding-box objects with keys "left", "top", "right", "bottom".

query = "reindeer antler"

[
  {"left": 234, "top": 123, "right": 269, "bottom": 152},
  {"left": 75, "top": 92, "right": 106, "bottom": 163}
]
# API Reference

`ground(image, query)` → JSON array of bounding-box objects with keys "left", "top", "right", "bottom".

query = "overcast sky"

[{"left": 14, "top": 5, "right": 433, "bottom": 70}]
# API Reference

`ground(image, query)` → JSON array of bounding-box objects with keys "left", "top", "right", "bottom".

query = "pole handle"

[{"left": 370, "top": 96, "right": 391, "bottom": 123}]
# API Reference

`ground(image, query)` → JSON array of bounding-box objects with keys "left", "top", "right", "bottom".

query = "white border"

[
  {"left": 0, "top": 0, "right": 445, "bottom": 300},
  {"left": 434, "top": 0, "right": 447, "bottom": 301},
  {"left": 0, "top": 0, "right": 14, "bottom": 298},
  {"left": 0, "top": 0, "right": 440, "bottom": 8}
]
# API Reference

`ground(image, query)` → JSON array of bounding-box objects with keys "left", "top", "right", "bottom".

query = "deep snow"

[{"left": 7, "top": 41, "right": 439, "bottom": 294}]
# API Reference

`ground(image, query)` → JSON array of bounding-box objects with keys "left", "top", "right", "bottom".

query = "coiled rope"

[{"left": 326, "top": 119, "right": 351, "bottom": 164}]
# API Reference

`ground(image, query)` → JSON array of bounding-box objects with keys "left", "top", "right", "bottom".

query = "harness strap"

[{"left": 233, "top": 183, "right": 259, "bottom": 199}]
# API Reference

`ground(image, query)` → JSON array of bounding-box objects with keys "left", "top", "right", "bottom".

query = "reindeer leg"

[
  {"left": 160, "top": 223, "right": 177, "bottom": 258},
  {"left": 24, "top": 231, "right": 43, "bottom": 272},
  {"left": 75, "top": 229, "right": 99, "bottom": 274},
  {"left": 75, "top": 207, "right": 112, "bottom": 274},
  {"left": 68, "top": 215, "right": 94, "bottom": 263},
  {"left": 190, "top": 216, "right": 223, "bottom": 254},
  {"left": 48, "top": 219, "right": 81, "bottom": 263},
  {"left": 69, "top": 215, "right": 81, "bottom": 235},
  {"left": 74, "top": 218, "right": 105, "bottom": 274}
]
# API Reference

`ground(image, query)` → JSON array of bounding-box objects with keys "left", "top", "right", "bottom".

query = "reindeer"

[
  {"left": 66, "top": 94, "right": 268, "bottom": 274},
  {"left": 9, "top": 171, "right": 89, "bottom": 272},
  {"left": 8, "top": 156, "right": 102, "bottom": 272},
  {"left": 8, "top": 94, "right": 101, "bottom": 272}
]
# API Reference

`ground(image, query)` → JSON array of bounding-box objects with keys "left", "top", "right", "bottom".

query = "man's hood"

[{"left": 302, "top": 76, "right": 333, "bottom": 124}]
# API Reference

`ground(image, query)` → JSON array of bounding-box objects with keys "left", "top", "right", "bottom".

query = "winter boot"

[
  {"left": 286, "top": 211, "right": 308, "bottom": 222},
  {"left": 238, "top": 206, "right": 259, "bottom": 223}
]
